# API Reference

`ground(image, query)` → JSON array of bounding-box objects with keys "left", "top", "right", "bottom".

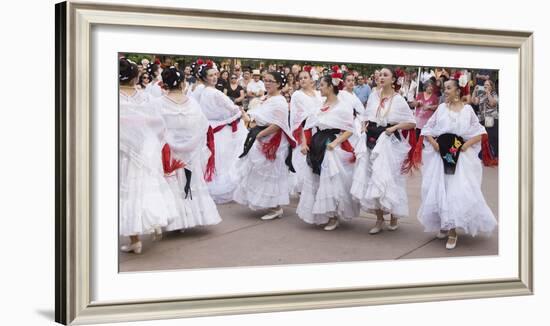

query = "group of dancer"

[{"left": 119, "top": 56, "right": 497, "bottom": 255}]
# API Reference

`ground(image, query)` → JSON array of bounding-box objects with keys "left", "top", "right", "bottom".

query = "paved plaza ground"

[{"left": 120, "top": 166, "right": 498, "bottom": 272}]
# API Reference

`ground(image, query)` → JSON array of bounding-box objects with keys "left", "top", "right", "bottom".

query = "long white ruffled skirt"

[
  {"left": 164, "top": 147, "right": 222, "bottom": 231},
  {"left": 296, "top": 147, "right": 360, "bottom": 225},
  {"left": 288, "top": 146, "right": 309, "bottom": 196},
  {"left": 351, "top": 133, "right": 410, "bottom": 218},
  {"left": 119, "top": 151, "right": 178, "bottom": 237},
  {"left": 417, "top": 143, "right": 497, "bottom": 236},
  {"left": 233, "top": 134, "right": 291, "bottom": 210}
]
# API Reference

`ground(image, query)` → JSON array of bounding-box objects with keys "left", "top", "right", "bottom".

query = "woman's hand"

[
  {"left": 300, "top": 143, "right": 309, "bottom": 155},
  {"left": 430, "top": 140, "right": 440, "bottom": 152},
  {"left": 327, "top": 141, "right": 338, "bottom": 151},
  {"left": 385, "top": 126, "right": 397, "bottom": 135},
  {"left": 460, "top": 143, "right": 470, "bottom": 152}
]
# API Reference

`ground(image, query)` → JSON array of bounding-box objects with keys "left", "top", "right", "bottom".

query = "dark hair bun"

[
  {"left": 270, "top": 71, "right": 287, "bottom": 90},
  {"left": 198, "top": 60, "right": 216, "bottom": 81},
  {"left": 145, "top": 63, "right": 159, "bottom": 77},
  {"left": 161, "top": 66, "right": 183, "bottom": 90},
  {"left": 321, "top": 74, "right": 339, "bottom": 95},
  {"left": 119, "top": 57, "right": 138, "bottom": 82}
]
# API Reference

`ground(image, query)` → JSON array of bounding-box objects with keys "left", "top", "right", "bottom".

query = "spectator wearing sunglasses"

[
  {"left": 224, "top": 74, "right": 245, "bottom": 106},
  {"left": 137, "top": 72, "right": 151, "bottom": 90}
]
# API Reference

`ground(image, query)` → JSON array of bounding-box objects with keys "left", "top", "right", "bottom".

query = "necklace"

[
  {"left": 376, "top": 89, "right": 395, "bottom": 119},
  {"left": 321, "top": 98, "right": 337, "bottom": 112}
]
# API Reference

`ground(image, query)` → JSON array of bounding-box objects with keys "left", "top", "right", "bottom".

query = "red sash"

[{"left": 340, "top": 139, "right": 356, "bottom": 163}]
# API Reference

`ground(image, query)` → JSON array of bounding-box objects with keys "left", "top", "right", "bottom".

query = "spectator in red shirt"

[{"left": 411, "top": 80, "right": 440, "bottom": 138}]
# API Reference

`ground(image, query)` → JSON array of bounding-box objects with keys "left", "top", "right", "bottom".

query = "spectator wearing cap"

[{"left": 247, "top": 69, "right": 266, "bottom": 99}]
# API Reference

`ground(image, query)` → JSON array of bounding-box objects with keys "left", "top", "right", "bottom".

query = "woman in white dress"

[
  {"left": 198, "top": 61, "right": 248, "bottom": 203},
  {"left": 296, "top": 74, "right": 360, "bottom": 231},
  {"left": 415, "top": 79, "right": 497, "bottom": 249},
  {"left": 153, "top": 66, "right": 222, "bottom": 232},
  {"left": 339, "top": 73, "right": 367, "bottom": 147},
  {"left": 118, "top": 58, "right": 179, "bottom": 254},
  {"left": 233, "top": 71, "right": 296, "bottom": 220},
  {"left": 289, "top": 66, "right": 323, "bottom": 195},
  {"left": 351, "top": 68, "right": 416, "bottom": 234}
]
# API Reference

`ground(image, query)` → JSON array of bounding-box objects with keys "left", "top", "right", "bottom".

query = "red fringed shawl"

[
  {"left": 400, "top": 129, "right": 418, "bottom": 174},
  {"left": 204, "top": 119, "right": 240, "bottom": 182},
  {"left": 161, "top": 143, "right": 185, "bottom": 174},
  {"left": 259, "top": 129, "right": 297, "bottom": 161},
  {"left": 481, "top": 133, "right": 498, "bottom": 166}
]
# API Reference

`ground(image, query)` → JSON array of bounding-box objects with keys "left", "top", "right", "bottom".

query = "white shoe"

[
  {"left": 261, "top": 207, "right": 283, "bottom": 220},
  {"left": 446, "top": 236, "right": 458, "bottom": 250},
  {"left": 120, "top": 241, "right": 142, "bottom": 254},
  {"left": 323, "top": 218, "right": 339, "bottom": 231},
  {"left": 369, "top": 220, "right": 385, "bottom": 234},
  {"left": 387, "top": 218, "right": 399, "bottom": 231},
  {"left": 436, "top": 230, "right": 448, "bottom": 239}
]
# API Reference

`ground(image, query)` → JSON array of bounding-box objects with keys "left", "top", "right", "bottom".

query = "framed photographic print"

[{"left": 55, "top": 1, "right": 533, "bottom": 324}]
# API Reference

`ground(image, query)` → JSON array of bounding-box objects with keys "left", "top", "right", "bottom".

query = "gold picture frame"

[{"left": 55, "top": 1, "right": 533, "bottom": 324}]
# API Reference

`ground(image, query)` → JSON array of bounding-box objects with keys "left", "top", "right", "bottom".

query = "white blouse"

[
  {"left": 421, "top": 103, "right": 487, "bottom": 141},
  {"left": 364, "top": 90, "right": 415, "bottom": 126},
  {"left": 199, "top": 86, "right": 242, "bottom": 128},
  {"left": 289, "top": 89, "right": 323, "bottom": 132}
]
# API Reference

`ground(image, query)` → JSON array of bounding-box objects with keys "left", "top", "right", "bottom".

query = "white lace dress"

[
  {"left": 289, "top": 89, "right": 323, "bottom": 195},
  {"left": 199, "top": 86, "right": 248, "bottom": 203},
  {"left": 155, "top": 95, "right": 222, "bottom": 230},
  {"left": 119, "top": 90, "right": 178, "bottom": 236},
  {"left": 350, "top": 90, "right": 416, "bottom": 219},
  {"left": 233, "top": 95, "right": 295, "bottom": 209},
  {"left": 417, "top": 104, "right": 497, "bottom": 236},
  {"left": 296, "top": 99, "right": 360, "bottom": 225}
]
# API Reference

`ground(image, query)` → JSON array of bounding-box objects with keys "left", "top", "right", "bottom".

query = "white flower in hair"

[{"left": 458, "top": 74, "right": 468, "bottom": 88}]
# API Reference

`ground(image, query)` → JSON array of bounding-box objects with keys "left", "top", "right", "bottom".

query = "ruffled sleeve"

[
  {"left": 290, "top": 91, "right": 308, "bottom": 131},
  {"left": 389, "top": 94, "right": 416, "bottom": 125},
  {"left": 215, "top": 89, "right": 240, "bottom": 115},
  {"left": 462, "top": 105, "right": 487, "bottom": 140},
  {"left": 420, "top": 103, "right": 442, "bottom": 137}
]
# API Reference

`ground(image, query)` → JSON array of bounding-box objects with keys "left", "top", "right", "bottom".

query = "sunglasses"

[{"left": 230, "top": 77, "right": 238, "bottom": 79}]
